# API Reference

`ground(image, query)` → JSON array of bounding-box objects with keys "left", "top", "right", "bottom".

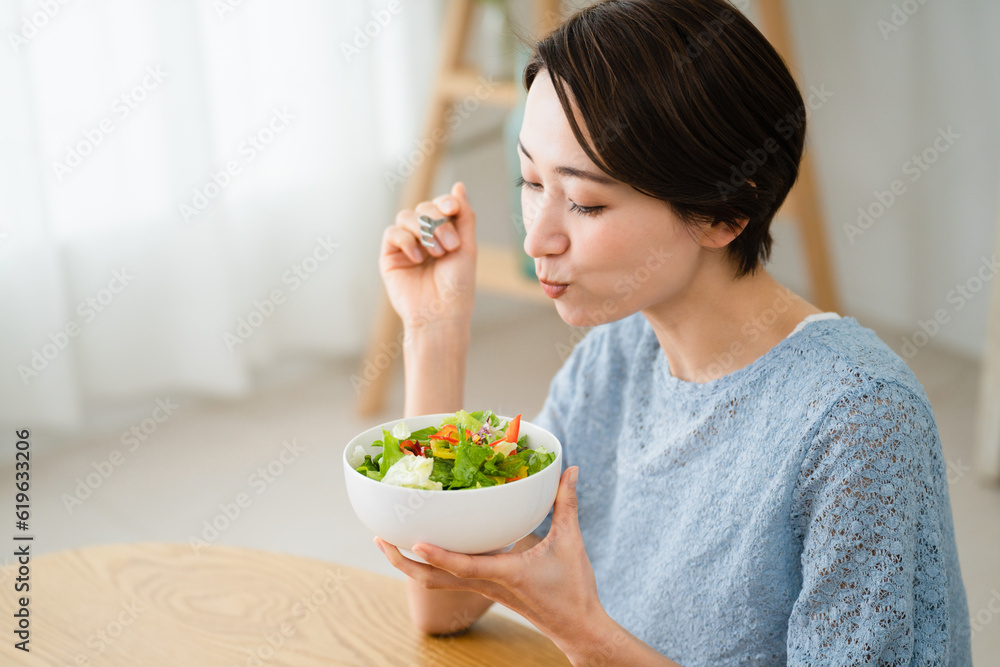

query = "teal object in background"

[{"left": 502, "top": 45, "right": 535, "bottom": 281}]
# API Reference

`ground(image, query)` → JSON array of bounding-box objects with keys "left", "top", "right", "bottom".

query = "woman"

[{"left": 375, "top": 0, "right": 972, "bottom": 664}]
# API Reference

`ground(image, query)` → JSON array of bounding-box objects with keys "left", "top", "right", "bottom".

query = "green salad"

[{"left": 350, "top": 410, "right": 555, "bottom": 490}]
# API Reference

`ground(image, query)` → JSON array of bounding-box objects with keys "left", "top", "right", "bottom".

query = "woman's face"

[{"left": 518, "top": 71, "right": 726, "bottom": 328}]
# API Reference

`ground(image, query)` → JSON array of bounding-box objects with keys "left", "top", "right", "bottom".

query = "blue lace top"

[{"left": 531, "top": 312, "right": 971, "bottom": 666}]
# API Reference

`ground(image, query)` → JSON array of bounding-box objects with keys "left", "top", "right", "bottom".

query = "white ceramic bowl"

[{"left": 343, "top": 413, "right": 562, "bottom": 562}]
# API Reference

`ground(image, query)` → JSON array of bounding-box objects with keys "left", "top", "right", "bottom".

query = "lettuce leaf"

[
  {"left": 408, "top": 425, "right": 438, "bottom": 443},
  {"left": 355, "top": 454, "right": 382, "bottom": 480},
  {"left": 363, "top": 410, "right": 549, "bottom": 490},
  {"left": 482, "top": 450, "right": 530, "bottom": 478},
  {"left": 482, "top": 452, "right": 503, "bottom": 477},
  {"left": 468, "top": 410, "right": 500, "bottom": 430},
  {"left": 499, "top": 450, "right": 531, "bottom": 477},
  {"left": 450, "top": 441, "right": 492, "bottom": 488},
  {"left": 382, "top": 455, "right": 443, "bottom": 490},
  {"left": 527, "top": 446, "right": 555, "bottom": 476},
  {"left": 429, "top": 456, "right": 454, "bottom": 486},
  {"left": 472, "top": 471, "right": 499, "bottom": 488},
  {"left": 441, "top": 410, "right": 483, "bottom": 434},
  {"left": 378, "top": 428, "right": 403, "bottom": 476}
]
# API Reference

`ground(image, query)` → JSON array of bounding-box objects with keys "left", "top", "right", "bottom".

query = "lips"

[{"left": 538, "top": 278, "right": 569, "bottom": 299}]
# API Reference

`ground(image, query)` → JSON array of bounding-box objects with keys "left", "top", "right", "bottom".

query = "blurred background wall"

[{"left": 1, "top": 0, "right": 998, "bottom": 442}]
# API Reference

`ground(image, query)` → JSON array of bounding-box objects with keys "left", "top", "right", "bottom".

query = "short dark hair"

[{"left": 524, "top": 0, "right": 807, "bottom": 276}]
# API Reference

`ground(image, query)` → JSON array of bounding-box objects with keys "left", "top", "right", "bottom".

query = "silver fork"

[{"left": 418, "top": 215, "right": 448, "bottom": 248}]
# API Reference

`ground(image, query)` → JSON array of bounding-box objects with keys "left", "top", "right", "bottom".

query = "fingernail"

[
  {"left": 412, "top": 545, "right": 428, "bottom": 557},
  {"left": 440, "top": 228, "right": 459, "bottom": 251},
  {"left": 570, "top": 467, "right": 579, "bottom": 485},
  {"left": 374, "top": 538, "right": 385, "bottom": 554}
]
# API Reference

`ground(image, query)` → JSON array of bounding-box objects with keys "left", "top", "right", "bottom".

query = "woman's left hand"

[{"left": 375, "top": 466, "right": 612, "bottom": 658}]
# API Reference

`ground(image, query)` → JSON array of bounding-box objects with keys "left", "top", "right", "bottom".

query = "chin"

[{"left": 554, "top": 297, "right": 635, "bottom": 329}]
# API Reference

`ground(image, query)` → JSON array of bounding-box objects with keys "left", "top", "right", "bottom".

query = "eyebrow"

[{"left": 517, "top": 137, "right": 617, "bottom": 186}]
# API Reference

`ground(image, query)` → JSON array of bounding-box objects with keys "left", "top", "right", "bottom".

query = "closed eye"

[
  {"left": 514, "top": 176, "right": 540, "bottom": 191},
  {"left": 516, "top": 176, "right": 605, "bottom": 217},
  {"left": 570, "top": 202, "right": 604, "bottom": 217}
]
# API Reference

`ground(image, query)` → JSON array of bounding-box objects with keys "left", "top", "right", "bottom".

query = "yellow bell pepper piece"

[{"left": 431, "top": 441, "right": 456, "bottom": 459}]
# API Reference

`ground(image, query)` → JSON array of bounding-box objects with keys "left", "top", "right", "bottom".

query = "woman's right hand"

[{"left": 379, "top": 181, "right": 477, "bottom": 333}]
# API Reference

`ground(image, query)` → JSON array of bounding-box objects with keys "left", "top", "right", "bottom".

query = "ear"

[{"left": 696, "top": 217, "right": 749, "bottom": 249}]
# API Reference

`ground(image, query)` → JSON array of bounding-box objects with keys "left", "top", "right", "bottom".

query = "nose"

[{"left": 522, "top": 194, "right": 569, "bottom": 259}]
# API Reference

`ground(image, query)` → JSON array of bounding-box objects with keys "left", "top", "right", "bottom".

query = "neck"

[{"left": 642, "top": 266, "right": 822, "bottom": 383}]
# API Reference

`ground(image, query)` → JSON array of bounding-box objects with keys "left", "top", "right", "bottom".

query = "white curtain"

[
  {"left": 4, "top": 0, "right": 999, "bottom": 434},
  {"left": 1, "top": 0, "right": 442, "bottom": 431}
]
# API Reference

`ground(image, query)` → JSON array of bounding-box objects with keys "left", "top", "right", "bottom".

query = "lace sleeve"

[
  {"left": 528, "top": 333, "right": 590, "bottom": 540},
  {"left": 787, "top": 379, "right": 957, "bottom": 666}
]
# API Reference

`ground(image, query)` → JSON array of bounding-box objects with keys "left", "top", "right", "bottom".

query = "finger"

[
  {"left": 428, "top": 192, "right": 461, "bottom": 251},
  {"left": 376, "top": 537, "right": 431, "bottom": 579},
  {"left": 413, "top": 202, "right": 447, "bottom": 257},
  {"left": 377, "top": 538, "right": 458, "bottom": 589},
  {"left": 434, "top": 221, "right": 461, "bottom": 251},
  {"left": 450, "top": 181, "right": 477, "bottom": 246},
  {"left": 382, "top": 225, "right": 427, "bottom": 265},
  {"left": 549, "top": 466, "right": 581, "bottom": 538},
  {"left": 377, "top": 539, "right": 497, "bottom": 596},
  {"left": 394, "top": 207, "right": 444, "bottom": 258},
  {"left": 396, "top": 209, "right": 445, "bottom": 257},
  {"left": 427, "top": 194, "right": 461, "bottom": 251},
  {"left": 411, "top": 543, "right": 506, "bottom": 582},
  {"left": 394, "top": 207, "right": 417, "bottom": 231},
  {"left": 432, "top": 192, "right": 460, "bottom": 217}
]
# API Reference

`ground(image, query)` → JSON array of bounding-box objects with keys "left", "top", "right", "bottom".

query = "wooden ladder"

[{"left": 356, "top": 0, "right": 840, "bottom": 417}]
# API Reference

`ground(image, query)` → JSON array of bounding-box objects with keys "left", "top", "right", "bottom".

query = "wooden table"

[{"left": 0, "top": 543, "right": 570, "bottom": 666}]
